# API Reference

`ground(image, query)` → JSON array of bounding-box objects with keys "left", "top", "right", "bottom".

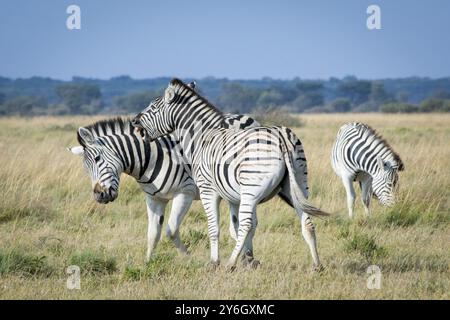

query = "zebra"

[
  {"left": 132, "top": 78, "right": 328, "bottom": 271},
  {"left": 331, "top": 122, "right": 405, "bottom": 218},
  {"left": 68, "top": 111, "right": 260, "bottom": 263}
]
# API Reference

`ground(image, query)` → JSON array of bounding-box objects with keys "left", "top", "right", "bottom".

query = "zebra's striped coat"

[
  {"left": 331, "top": 122, "right": 404, "bottom": 217},
  {"left": 133, "top": 78, "right": 328, "bottom": 270},
  {"left": 69, "top": 114, "right": 260, "bottom": 262}
]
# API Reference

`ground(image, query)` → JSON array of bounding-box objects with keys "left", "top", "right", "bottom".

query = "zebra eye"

[{"left": 94, "top": 155, "right": 101, "bottom": 162}]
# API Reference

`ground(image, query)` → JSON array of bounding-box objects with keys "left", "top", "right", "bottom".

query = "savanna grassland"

[{"left": 0, "top": 114, "right": 449, "bottom": 299}]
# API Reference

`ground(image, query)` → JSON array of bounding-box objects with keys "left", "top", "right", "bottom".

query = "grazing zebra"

[
  {"left": 68, "top": 112, "right": 259, "bottom": 262},
  {"left": 331, "top": 122, "right": 405, "bottom": 218},
  {"left": 132, "top": 78, "right": 328, "bottom": 271}
]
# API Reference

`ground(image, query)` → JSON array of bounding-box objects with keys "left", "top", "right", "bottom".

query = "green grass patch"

[
  {"left": 184, "top": 229, "right": 207, "bottom": 248},
  {"left": 0, "top": 249, "right": 53, "bottom": 277},
  {"left": 123, "top": 252, "right": 175, "bottom": 281},
  {"left": 186, "top": 210, "right": 207, "bottom": 223},
  {"left": 383, "top": 253, "right": 448, "bottom": 273},
  {"left": 342, "top": 232, "right": 387, "bottom": 263},
  {"left": 0, "top": 204, "right": 52, "bottom": 224},
  {"left": 68, "top": 250, "right": 117, "bottom": 276},
  {"left": 375, "top": 201, "right": 450, "bottom": 228}
]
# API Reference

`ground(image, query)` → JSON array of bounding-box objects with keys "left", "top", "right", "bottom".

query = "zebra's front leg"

[
  {"left": 226, "top": 196, "right": 256, "bottom": 270},
  {"left": 228, "top": 201, "right": 260, "bottom": 269},
  {"left": 359, "top": 176, "right": 373, "bottom": 216},
  {"left": 199, "top": 188, "right": 221, "bottom": 267},
  {"left": 166, "top": 192, "right": 194, "bottom": 255},
  {"left": 145, "top": 196, "right": 168, "bottom": 263},
  {"left": 342, "top": 176, "right": 356, "bottom": 218}
]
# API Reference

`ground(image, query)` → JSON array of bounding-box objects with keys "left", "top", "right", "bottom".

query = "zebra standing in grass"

[
  {"left": 331, "top": 122, "right": 404, "bottom": 218},
  {"left": 68, "top": 107, "right": 260, "bottom": 263},
  {"left": 132, "top": 78, "right": 328, "bottom": 271}
]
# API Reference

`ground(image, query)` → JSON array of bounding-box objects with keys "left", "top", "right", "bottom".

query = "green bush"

[
  {"left": 343, "top": 232, "right": 387, "bottom": 263},
  {"left": 184, "top": 229, "right": 207, "bottom": 247},
  {"left": 0, "top": 249, "right": 53, "bottom": 277},
  {"left": 123, "top": 253, "right": 175, "bottom": 281},
  {"left": 251, "top": 106, "right": 302, "bottom": 127},
  {"left": 419, "top": 98, "right": 450, "bottom": 112},
  {"left": 380, "top": 102, "right": 419, "bottom": 113},
  {"left": 68, "top": 250, "right": 117, "bottom": 276}
]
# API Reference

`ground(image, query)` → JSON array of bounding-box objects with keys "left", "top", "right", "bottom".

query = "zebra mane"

[
  {"left": 170, "top": 78, "right": 224, "bottom": 116},
  {"left": 77, "top": 117, "right": 135, "bottom": 147},
  {"left": 355, "top": 122, "right": 405, "bottom": 171}
]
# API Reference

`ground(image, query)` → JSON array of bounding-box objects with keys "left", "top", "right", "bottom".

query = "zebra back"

[{"left": 332, "top": 122, "right": 404, "bottom": 176}]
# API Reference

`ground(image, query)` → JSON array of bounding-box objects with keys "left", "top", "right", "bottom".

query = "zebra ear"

[
  {"left": 188, "top": 81, "right": 196, "bottom": 90},
  {"left": 164, "top": 86, "right": 176, "bottom": 103},
  {"left": 376, "top": 155, "right": 385, "bottom": 171},
  {"left": 67, "top": 145, "right": 84, "bottom": 156},
  {"left": 78, "top": 127, "right": 95, "bottom": 146}
]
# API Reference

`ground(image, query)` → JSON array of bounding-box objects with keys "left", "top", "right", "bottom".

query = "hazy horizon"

[
  {"left": 2, "top": 74, "right": 450, "bottom": 82},
  {"left": 1, "top": 0, "right": 450, "bottom": 80}
]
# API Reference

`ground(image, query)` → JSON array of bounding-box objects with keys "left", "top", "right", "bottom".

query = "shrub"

[
  {"left": 68, "top": 250, "right": 117, "bottom": 276},
  {"left": 184, "top": 229, "right": 207, "bottom": 247},
  {"left": 329, "top": 98, "right": 352, "bottom": 112},
  {"left": 380, "top": 102, "right": 419, "bottom": 113},
  {"left": 419, "top": 98, "right": 450, "bottom": 112},
  {"left": 251, "top": 106, "right": 302, "bottom": 127},
  {"left": 0, "top": 249, "right": 53, "bottom": 277},
  {"left": 123, "top": 252, "right": 175, "bottom": 281},
  {"left": 343, "top": 232, "right": 387, "bottom": 263}
]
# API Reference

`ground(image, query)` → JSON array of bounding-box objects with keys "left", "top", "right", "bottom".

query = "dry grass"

[{"left": 0, "top": 114, "right": 449, "bottom": 299}]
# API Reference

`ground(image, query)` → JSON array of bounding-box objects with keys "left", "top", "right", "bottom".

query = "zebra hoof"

[
  {"left": 243, "top": 257, "right": 260, "bottom": 269},
  {"left": 247, "top": 259, "right": 261, "bottom": 269},
  {"left": 312, "top": 264, "right": 325, "bottom": 273},
  {"left": 206, "top": 261, "right": 220, "bottom": 271},
  {"left": 180, "top": 249, "right": 191, "bottom": 256},
  {"left": 225, "top": 263, "right": 237, "bottom": 273}
]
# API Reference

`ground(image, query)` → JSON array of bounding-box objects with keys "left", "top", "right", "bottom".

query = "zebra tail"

[{"left": 283, "top": 142, "right": 330, "bottom": 218}]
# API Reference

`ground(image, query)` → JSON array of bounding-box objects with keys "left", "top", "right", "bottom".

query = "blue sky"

[{"left": 1, "top": 0, "right": 449, "bottom": 80}]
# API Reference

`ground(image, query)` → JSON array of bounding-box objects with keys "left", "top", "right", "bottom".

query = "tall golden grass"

[{"left": 0, "top": 114, "right": 448, "bottom": 299}]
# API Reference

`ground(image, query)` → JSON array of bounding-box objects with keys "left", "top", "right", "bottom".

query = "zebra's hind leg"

[
  {"left": 225, "top": 196, "right": 257, "bottom": 271},
  {"left": 166, "top": 192, "right": 194, "bottom": 255},
  {"left": 301, "top": 213, "right": 323, "bottom": 272},
  {"left": 229, "top": 201, "right": 239, "bottom": 241},
  {"left": 359, "top": 175, "right": 373, "bottom": 216},
  {"left": 199, "top": 187, "right": 221, "bottom": 267},
  {"left": 229, "top": 201, "right": 260, "bottom": 268},
  {"left": 145, "top": 196, "right": 168, "bottom": 263},
  {"left": 342, "top": 176, "right": 356, "bottom": 218},
  {"left": 228, "top": 202, "right": 260, "bottom": 269},
  {"left": 242, "top": 213, "right": 259, "bottom": 269}
]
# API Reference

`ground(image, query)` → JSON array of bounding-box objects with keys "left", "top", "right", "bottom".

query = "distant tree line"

[{"left": 0, "top": 75, "right": 449, "bottom": 116}]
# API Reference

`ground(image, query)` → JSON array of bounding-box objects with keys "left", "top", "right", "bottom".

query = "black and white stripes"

[
  {"left": 70, "top": 114, "right": 260, "bottom": 262},
  {"left": 133, "top": 78, "right": 328, "bottom": 270},
  {"left": 331, "top": 122, "right": 404, "bottom": 217}
]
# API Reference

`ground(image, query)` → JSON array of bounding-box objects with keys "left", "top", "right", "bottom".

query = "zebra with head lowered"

[
  {"left": 132, "top": 78, "right": 328, "bottom": 271},
  {"left": 68, "top": 110, "right": 260, "bottom": 263},
  {"left": 331, "top": 122, "right": 405, "bottom": 218}
]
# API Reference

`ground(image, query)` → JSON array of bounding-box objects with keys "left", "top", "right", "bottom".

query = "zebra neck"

[
  {"left": 357, "top": 152, "right": 395, "bottom": 177},
  {"left": 173, "top": 105, "right": 224, "bottom": 163},
  {"left": 100, "top": 133, "right": 149, "bottom": 179}
]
